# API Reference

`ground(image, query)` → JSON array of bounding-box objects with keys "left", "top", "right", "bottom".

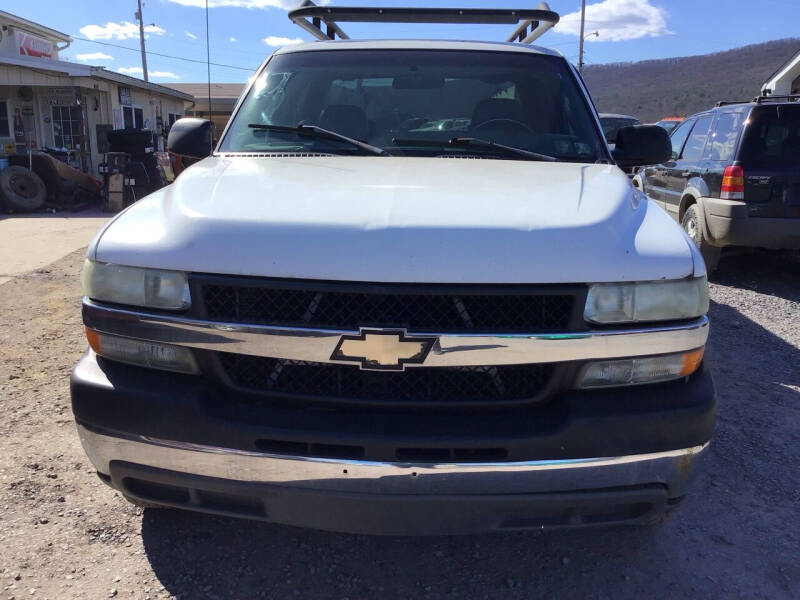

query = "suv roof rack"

[
  {"left": 288, "top": 1, "right": 560, "bottom": 44},
  {"left": 753, "top": 94, "right": 800, "bottom": 103},
  {"left": 715, "top": 100, "right": 750, "bottom": 107},
  {"left": 715, "top": 94, "right": 800, "bottom": 108}
]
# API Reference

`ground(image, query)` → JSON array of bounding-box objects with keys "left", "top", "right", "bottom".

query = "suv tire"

[{"left": 682, "top": 203, "right": 720, "bottom": 273}]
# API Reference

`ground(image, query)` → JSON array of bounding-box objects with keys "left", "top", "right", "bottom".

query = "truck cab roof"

[{"left": 274, "top": 39, "right": 561, "bottom": 58}]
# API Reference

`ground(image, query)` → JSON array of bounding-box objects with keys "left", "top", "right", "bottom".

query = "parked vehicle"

[
  {"left": 655, "top": 116, "right": 685, "bottom": 134},
  {"left": 599, "top": 113, "right": 641, "bottom": 145},
  {"left": 635, "top": 96, "right": 800, "bottom": 272},
  {"left": 71, "top": 3, "right": 714, "bottom": 535}
]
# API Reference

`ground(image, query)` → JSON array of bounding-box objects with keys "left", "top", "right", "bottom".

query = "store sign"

[{"left": 16, "top": 31, "right": 54, "bottom": 59}]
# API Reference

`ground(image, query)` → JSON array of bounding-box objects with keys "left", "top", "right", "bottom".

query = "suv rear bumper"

[
  {"left": 72, "top": 351, "right": 715, "bottom": 534},
  {"left": 702, "top": 197, "right": 800, "bottom": 249}
]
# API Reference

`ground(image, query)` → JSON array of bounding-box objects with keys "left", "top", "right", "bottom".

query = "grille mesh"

[
  {"left": 200, "top": 283, "right": 575, "bottom": 333},
  {"left": 220, "top": 353, "right": 553, "bottom": 404}
]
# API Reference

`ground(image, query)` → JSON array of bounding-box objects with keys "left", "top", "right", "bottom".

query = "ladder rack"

[{"left": 288, "top": 1, "right": 560, "bottom": 45}]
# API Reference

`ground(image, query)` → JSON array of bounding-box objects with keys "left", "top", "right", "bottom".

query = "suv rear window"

[
  {"left": 739, "top": 104, "right": 800, "bottom": 166},
  {"left": 220, "top": 50, "right": 606, "bottom": 162}
]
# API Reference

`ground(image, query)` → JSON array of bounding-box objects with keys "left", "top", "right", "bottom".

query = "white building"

[
  {"left": 762, "top": 48, "right": 800, "bottom": 97},
  {"left": 0, "top": 10, "right": 192, "bottom": 177}
]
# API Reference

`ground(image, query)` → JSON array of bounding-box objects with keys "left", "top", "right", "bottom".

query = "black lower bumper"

[
  {"left": 72, "top": 352, "right": 714, "bottom": 534},
  {"left": 109, "top": 461, "right": 673, "bottom": 535},
  {"left": 71, "top": 352, "right": 716, "bottom": 463}
]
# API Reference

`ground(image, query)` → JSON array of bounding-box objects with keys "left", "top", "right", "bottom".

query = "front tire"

[{"left": 682, "top": 204, "right": 720, "bottom": 273}]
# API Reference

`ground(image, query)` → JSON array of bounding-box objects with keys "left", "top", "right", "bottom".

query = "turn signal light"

[
  {"left": 578, "top": 347, "right": 705, "bottom": 389},
  {"left": 86, "top": 328, "right": 198, "bottom": 374}
]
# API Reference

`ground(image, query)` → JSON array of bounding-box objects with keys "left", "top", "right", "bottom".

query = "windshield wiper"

[
  {"left": 248, "top": 123, "right": 390, "bottom": 156},
  {"left": 392, "top": 137, "right": 556, "bottom": 162}
]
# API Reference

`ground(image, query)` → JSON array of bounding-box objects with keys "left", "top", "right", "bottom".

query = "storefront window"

[
  {"left": 51, "top": 105, "right": 83, "bottom": 150},
  {"left": 122, "top": 106, "right": 144, "bottom": 129}
]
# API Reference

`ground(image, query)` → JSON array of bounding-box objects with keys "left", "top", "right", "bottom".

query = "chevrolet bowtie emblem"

[{"left": 331, "top": 329, "right": 437, "bottom": 372}]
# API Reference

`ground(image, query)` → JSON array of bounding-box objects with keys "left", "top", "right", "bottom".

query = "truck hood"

[{"left": 92, "top": 156, "right": 695, "bottom": 283}]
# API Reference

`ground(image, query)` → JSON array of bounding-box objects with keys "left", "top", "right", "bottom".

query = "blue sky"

[{"left": 5, "top": 0, "right": 800, "bottom": 84}]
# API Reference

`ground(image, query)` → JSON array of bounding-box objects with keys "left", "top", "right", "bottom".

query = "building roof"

[
  {"left": 0, "top": 9, "right": 71, "bottom": 43},
  {"left": 167, "top": 83, "right": 246, "bottom": 100},
  {"left": 0, "top": 54, "right": 194, "bottom": 101}
]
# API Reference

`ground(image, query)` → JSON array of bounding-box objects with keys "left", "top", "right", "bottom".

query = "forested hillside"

[{"left": 582, "top": 38, "right": 799, "bottom": 122}]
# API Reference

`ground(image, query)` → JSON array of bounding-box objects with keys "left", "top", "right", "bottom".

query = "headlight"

[
  {"left": 81, "top": 260, "right": 190, "bottom": 310},
  {"left": 584, "top": 277, "right": 708, "bottom": 324}
]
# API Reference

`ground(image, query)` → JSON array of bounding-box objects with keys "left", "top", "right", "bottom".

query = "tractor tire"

[{"left": 0, "top": 166, "right": 47, "bottom": 212}]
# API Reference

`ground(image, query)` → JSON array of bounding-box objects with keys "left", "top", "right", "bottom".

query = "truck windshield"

[{"left": 219, "top": 49, "right": 606, "bottom": 162}]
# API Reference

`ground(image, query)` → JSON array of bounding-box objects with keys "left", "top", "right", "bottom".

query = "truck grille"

[
  {"left": 220, "top": 353, "right": 554, "bottom": 405},
  {"left": 197, "top": 278, "right": 579, "bottom": 333}
]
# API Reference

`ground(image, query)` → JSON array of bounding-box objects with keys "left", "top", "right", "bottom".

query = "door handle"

[{"left": 681, "top": 171, "right": 692, "bottom": 177}]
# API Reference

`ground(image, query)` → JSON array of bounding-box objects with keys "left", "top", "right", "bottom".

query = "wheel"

[
  {"left": 0, "top": 166, "right": 47, "bottom": 211},
  {"left": 682, "top": 203, "right": 721, "bottom": 273}
]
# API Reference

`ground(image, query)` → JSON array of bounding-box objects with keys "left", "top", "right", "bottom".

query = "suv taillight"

[{"left": 721, "top": 165, "right": 744, "bottom": 200}]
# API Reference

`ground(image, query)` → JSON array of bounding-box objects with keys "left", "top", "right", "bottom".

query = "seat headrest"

[{"left": 319, "top": 104, "right": 369, "bottom": 141}]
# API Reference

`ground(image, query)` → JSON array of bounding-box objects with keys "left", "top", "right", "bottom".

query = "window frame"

[
  {"left": 50, "top": 104, "right": 84, "bottom": 150},
  {"left": 122, "top": 104, "right": 145, "bottom": 130}
]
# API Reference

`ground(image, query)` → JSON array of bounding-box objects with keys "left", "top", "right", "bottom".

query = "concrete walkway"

[{"left": 0, "top": 210, "right": 109, "bottom": 285}]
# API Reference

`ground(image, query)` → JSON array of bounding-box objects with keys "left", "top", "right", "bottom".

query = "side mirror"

[
  {"left": 612, "top": 125, "right": 671, "bottom": 169},
  {"left": 167, "top": 118, "right": 214, "bottom": 159}
]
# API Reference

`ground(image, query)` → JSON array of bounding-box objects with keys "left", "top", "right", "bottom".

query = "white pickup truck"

[{"left": 71, "top": 4, "right": 715, "bottom": 535}]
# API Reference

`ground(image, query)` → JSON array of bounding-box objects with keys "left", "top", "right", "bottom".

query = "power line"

[{"left": 70, "top": 35, "right": 254, "bottom": 72}]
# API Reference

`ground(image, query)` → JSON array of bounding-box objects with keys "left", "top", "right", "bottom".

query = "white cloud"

[
  {"left": 184, "top": 30, "right": 198, "bottom": 40},
  {"left": 79, "top": 21, "right": 165, "bottom": 41},
  {"left": 229, "top": 37, "right": 238, "bottom": 42},
  {"left": 118, "top": 67, "right": 180, "bottom": 79},
  {"left": 75, "top": 52, "right": 113, "bottom": 62},
  {"left": 555, "top": 0, "right": 670, "bottom": 43},
  {"left": 263, "top": 36, "right": 303, "bottom": 47}
]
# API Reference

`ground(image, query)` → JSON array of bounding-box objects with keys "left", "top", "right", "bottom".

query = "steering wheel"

[{"left": 472, "top": 118, "right": 534, "bottom": 134}]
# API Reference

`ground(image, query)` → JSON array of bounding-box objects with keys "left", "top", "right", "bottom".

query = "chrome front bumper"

[
  {"left": 82, "top": 299, "right": 709, "bottom": 367},
  {"left": 79, "top": 424, "right": 708, "bottom": 497}
]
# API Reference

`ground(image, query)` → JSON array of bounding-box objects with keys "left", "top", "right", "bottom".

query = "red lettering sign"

[{"left": 16, "top": 31, "right": 53, "bottom": 59}]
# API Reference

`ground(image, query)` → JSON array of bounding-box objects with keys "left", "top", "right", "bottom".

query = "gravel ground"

[{"left": 0, "top": 248, "right": 797, "bottom": 600}]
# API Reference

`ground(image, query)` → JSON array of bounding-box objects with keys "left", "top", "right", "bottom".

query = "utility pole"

[
  {"left": 135, "top": 0, "right": 149, "bottom": 82},
  {"left": 577, "top": 0, "right": 586, "bottom": 72}
]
